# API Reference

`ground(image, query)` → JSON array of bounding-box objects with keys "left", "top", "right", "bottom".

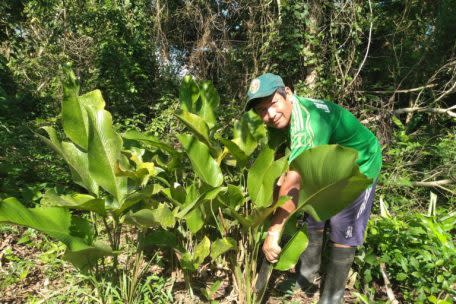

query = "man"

[{"left": 244, "top": 73, "right": 382, "bottom": 304}]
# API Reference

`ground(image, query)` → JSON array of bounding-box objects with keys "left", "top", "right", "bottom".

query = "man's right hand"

[{"left": 262, "top": 231, "right": 282, "bottom": 263}]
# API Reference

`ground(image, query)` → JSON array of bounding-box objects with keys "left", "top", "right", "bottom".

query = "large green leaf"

[
  {"left": 61, "top": 141, "right": 99, "bottom": 195},
  {"left": 116, "top": 185, "right": 160, "bottom": 214},
  {"left": 61, "top": 65, "right": 89, "bottom": 150},
  {"left": 291, "top": 145, "right": 372, "bottom": 221},
  {"left": 250, "top": 195, "right": 290, "bottom": 228},
  {"left": 41, "top": 189, "right": 105, "bottom": 216},
  {"left": 232, "top": 114, "right": 258, "bottom": 157},
  {"left": 122, "top": 130, "right": 175, "bottom": 154},
  {"left": 125, "top": 204, "right": 175, "bottom": 229},
  {"left": 193, "top": 236, "right": 211, "bottom": 265},
  {"left": 78, "top": 89, "right": 106, "bottom": 110},
  {"left": 0, "top": 197, "right": 112, "bottom": 270},
  {"left": 247, "top": 146, "right": 288, "bottom": 208},
  {"left": 269, "top": 145, "right": 371, "bottom": 274},
  {"left": 116, "top": 150, "right": 157, "bottom": 188},
  {"left": 177, "top": 187, "right": 225, "bottom": 218},
  {"left": 274, "top": 228, "right": 308, "bottom": 271},
  {"left": 198, "top": 81, "right": 219, "bottom": 129},
  {"left": 140, "top": 229, "right": 178, "bottom": 249},
  {"left": 184, "top": 207, "right": 204, "bottom": 233},
  {"left": 64, "top": 241, "right": 113, "bottom": 271},
  {"left": 179, "top": 77, "right": 219, "bottom": 129},
  {"left": 244, "top": 110, "right": 267, "bottom": 141},
  {"left": 177, "top": 134, "right": 223, "bottom": 187},
  {"left": 86, "top": 105, "right": 126, "bottom": 203},
  {"left": 210, "top": 237, "right": 236, "bottom": 260},
  {"left": 216, "top": 112, "right": 265, "bottom": 165},
  {"left": 180, "top": 236, "right": 211, "bottom": 271},
  {"left": 175, "top": 109, "right": 212, "bottom": 148},
  {"left": 121, "top": 130, "right": 181, "bottom": 170},
  {"left": 37, "top": 127, "right": 99, "bottom": 195},
  {"left": 216, "top": 136, "right": 248, "bottom": 165},
  {"left": 179, "top": 75, "right": 200, "bottom": 113},
  {"left": 218, "top": 184, "right": 245, "bottom": 210}
]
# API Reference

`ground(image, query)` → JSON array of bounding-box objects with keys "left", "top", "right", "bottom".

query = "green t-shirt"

[{"left": 289, "top": 95, "right": 382, "bottom": 179}]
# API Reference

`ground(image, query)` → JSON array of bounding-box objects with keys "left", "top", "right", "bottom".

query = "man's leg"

[
  {"left": 296, "top": 215, "right": 326, "bottom": 289},
  {"left": 318, "top": 181, "right": 377, "bottom": 304}
]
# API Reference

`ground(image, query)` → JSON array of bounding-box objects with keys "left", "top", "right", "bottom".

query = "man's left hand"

[{"left": 262, "top": 231, "right": 281, "bottom": 263}]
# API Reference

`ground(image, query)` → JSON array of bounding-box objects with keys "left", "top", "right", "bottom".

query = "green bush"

[{"left": 356, "top": 209, "right": 455, "bottom": 302}]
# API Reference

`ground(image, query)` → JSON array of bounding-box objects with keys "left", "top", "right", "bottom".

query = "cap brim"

[{"left": 244, "top": 87, "right": 279, "bottom": 112}]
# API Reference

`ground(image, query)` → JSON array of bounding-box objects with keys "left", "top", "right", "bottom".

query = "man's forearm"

[
  {"left": 267, "top": 171, "right": 300, "bottom": 233},
  {"left": 268, "top": 200, "right": 297, "bottom": 233}
]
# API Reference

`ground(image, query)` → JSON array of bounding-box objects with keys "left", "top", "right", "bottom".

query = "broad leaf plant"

[{"left": 0, "top": 70, "right": 371, "bottom": 304}]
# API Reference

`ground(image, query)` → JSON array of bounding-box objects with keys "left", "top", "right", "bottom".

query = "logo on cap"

[{"left": 249, "top": 79, "right": 260, "bottom": 94}]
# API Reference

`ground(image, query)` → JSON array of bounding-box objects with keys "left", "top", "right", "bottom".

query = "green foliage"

[
  {"left": 177, "top": 134, "right": 223, "bottom": 187},
  {"left": 379, "top": 119, "right": 455, "bottom": 211},
  {"left": 2, "top": 1, "right": 455, "bottom": 302},
  {"left": 291, "top": 145, "right": 372, "bottom": 221},
  {"left": 175, "top": 76, "right": 371, "bottom": 303},
  {"left": 247, "top": 146, "right": 288, "bottom": 208},
  {"left": 0, "top": 197, "right": 112, "bottom": 271},
  {"left": 356, "top": 209, "right": 455, "bottom": 302},
  {"left": 0, "top": 66, "right": 180, "bottom": 285},
  {"left": 274, "top": 228, "right": 308, "bottom": 271}
]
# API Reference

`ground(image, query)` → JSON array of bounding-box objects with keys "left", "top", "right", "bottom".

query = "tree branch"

[
  {"left": 361, "top": 106, "right": 456, "bottom": 123},
  {"left": 412, "top": 180, "right": 455, "bottom": 194},
  {"left": 357, "top": 83, "right": 436, "bottom": 94},
  {"left": 380, "top": 263, "right": 399, "bottom": 304},
  {"left": 394, "top": 106, "right": 456, "bottom": 117},
  {"left": 344, "top": 0, "right": 373, "bottom": 92},
  {"left": 412, "top": 179, "right": 453, "bottom": 187}
]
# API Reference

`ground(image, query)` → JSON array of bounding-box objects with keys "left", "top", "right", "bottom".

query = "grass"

[{"left": 0, "top": 225, "right": 173, "bottom": 304}]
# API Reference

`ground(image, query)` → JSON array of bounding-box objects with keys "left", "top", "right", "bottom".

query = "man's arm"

[{"left": 262, "top": 170, "right": 301, "bottom": 263}]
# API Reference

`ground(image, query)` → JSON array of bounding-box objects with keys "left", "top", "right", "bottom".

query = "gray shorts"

[{"left": 305, "top": 181, "right": 377, "bottom": 246}]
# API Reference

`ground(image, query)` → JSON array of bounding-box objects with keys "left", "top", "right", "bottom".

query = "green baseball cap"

[{"left": 244, "top": 73, "right": 285, "bottom": 111}]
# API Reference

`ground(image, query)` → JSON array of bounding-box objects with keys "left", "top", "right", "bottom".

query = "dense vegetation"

[{"left": 1, "top": 1, "right": 455, "bottom": 303}]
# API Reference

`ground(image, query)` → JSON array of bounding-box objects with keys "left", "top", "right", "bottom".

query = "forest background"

[{"left": 0, "top": 0, "right": 455, "bottom": 303}]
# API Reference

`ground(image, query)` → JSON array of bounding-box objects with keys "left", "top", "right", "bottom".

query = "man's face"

[{"left": 253, "top": 88, "right": 293, "bottom": 129}]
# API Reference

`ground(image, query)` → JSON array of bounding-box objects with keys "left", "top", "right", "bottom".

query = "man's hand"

[{"left": 262, "top": 231, "right": 281, "bottom": 263}]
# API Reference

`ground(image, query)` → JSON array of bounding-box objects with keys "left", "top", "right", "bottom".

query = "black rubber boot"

[
  {"left": 318, "top": 246, "right": 356, "bottom": 304},
  {"left": 295, "top": 230, "right": 324, "bottom": 289}
]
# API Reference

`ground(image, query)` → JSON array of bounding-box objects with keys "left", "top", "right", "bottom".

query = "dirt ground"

[{"left": 1, "top": 227, "right": 388, "bottom": 304}]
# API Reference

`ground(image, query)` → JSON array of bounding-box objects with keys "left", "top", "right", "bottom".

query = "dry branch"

[
  {"left": 379, "top": 263, "right": 399, "bottom": 304},
  {"left": 412, "top": 179, "right": 455, "bottom": 194},
  {"left": 394, "top": 106, "right": 456, "bottom": 117},
  {"left": 361, "top": 106, "right": 456, "bottom": 123},
  {"left": 357, "top": 84, "right": 437, "bottom": 94},
  {"left": 412, "top": 179, "right": 453, "bottom": 187},
  {"left": 344, "top": 0, "right": 373, "bottom": 93}
]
